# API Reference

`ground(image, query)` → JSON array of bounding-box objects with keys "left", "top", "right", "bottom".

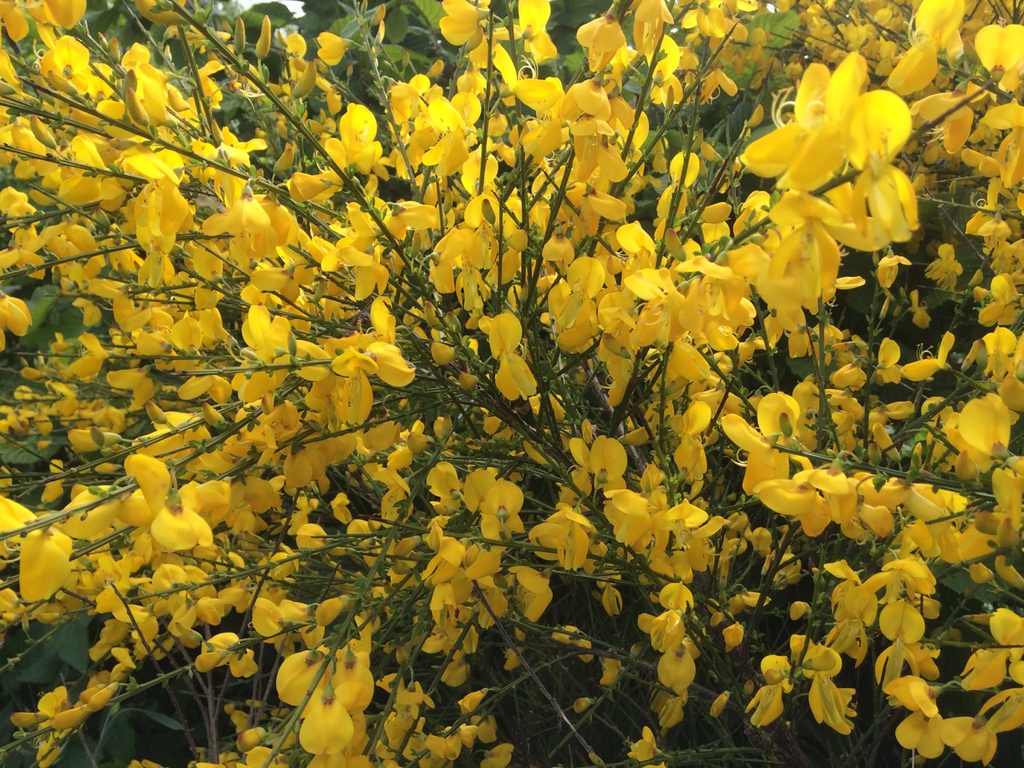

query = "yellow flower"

[
  {"left": 902, "top": 331, "right": 955, "bottom": 381},
  {"left": 316, "top": 32, "right": 348, "bottom": 66},
  {"left": 19, "top": 527, "right": 72, "bottom": 602},
  {"left": 742, "top": 53, "right": 865, "bottom": 190},
  {"left": 657, "top": 643, "right": 696, "bottom": 695},
  {"left": 486, "top": 312, "right": 537, "bottom": 401},
  {"left": 940, "top": 717, "right": 998, "bottom": 764},
  {"left": 976, "top": 24, "right": 1024, "bottom": 91},
  {"left": 481, "top": 743, "right": 514, "bottom": 768},
  {"left": 150, "top": 489, "right": 214, "bottom": 552},
  {"left": 895, "top": 711, "right": 947, "bottom": 758},
  {"left": 517, "top": 0, "right": 557, "bottom": 62},
  {"left": 980, "top": 101, "right": 1024, "bottom": 187},
  {"left": 276, "top": 648, "right": 327, "bottom": 705},
  {"left": 439, "top": 0, "right": 488, "bottom": 48},
  {"left": 843, "top": 91, "right": 918, "bottom": 243},
  {"left": 887, "top": 0, "right": 964, "bottom": 94},
  {"left": 576, "top": 14, "right": 627, "bottom": 71},
  {"left": 299, "top": 688, "right": 355, "bottom": 755},
  {"left": 912, "top": 91, "right": 976, "bottom": 155},
  {"left": 746, "top": 655, "right": 793, "bottom": 727},
  {"left": 958, "top": 394, "right": 1012, "bottom": 467}
]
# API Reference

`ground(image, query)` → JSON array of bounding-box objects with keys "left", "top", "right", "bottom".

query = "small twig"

[
  {"left": 473, "top": 584, "right": 601, "bottom": 763},
  {"left": 110, "top": 585, "right": 201, "bottom": 759}
]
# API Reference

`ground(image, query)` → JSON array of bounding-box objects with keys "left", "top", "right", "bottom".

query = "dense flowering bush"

[{"left": 1, "top": 0, "right": 1024, "bottom": 764}]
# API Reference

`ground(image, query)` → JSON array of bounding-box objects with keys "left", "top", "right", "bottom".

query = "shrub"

[{"left": 0, "top": 0, "right": 1021, "bottom": 766}]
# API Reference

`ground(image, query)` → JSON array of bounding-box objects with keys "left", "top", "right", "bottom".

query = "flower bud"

[
  {"left": 237, "top": 727, "right": 266, "bottom": 753},
  {"left": 431, "top": 342, "right": 456, "bottom": 366},
  {"left": 125, "top": 87, "right": 150, "bottom": 127},
  {"left": 710, "top": 691, "right": 730, "bottom": 717},
  {"left": 145, "top": 400, "right": 168, "bottom": 425},
  {"left": 292, "top": 61, "right": 317, "bottom": 100},
  {"left": 256, "top": 15, "right": 272, "bottom": 58},
  {"left": 29, "top": 116, "right": 57, "bottom": 150},
  {"left": 234, "top": 17, "right": 246, "bottom": 54}
]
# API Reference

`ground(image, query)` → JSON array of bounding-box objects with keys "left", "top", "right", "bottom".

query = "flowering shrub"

[{"left": 0, "top": 0, "right": 1023, "bottom": 765}]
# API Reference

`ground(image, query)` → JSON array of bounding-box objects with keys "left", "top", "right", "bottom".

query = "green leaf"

[
  {"left": 0, "top": 443, "right": 50, "bottom": 466},
  {"left": 122, "top": 707, "right": 186, "bottom": 731},
  {"left": 382, "top": 43, "right": 430, "bottom": 71},
  {"left": 19, "top": 286, "right": 84, "bottom": 351},
  {"left": 94, "top": 707, "right": 137, "bottom": 765},
  {"left": 55, "top": 613, "right": 90, "bottom": 673},
  {"left": 786, "top": 355, "right": 815, "bottom": 380},
  {"left": 386, "top": 7, "right": 409, "bottom": 43},
  {"left": 408, "top": 0, "right": 444, "bottom": 27},
  {"left": 247, "top": 1, "right": 294, "bottom": 23},
  {"left": 746, "top": 10, "right": 799, "bottom": 53}
]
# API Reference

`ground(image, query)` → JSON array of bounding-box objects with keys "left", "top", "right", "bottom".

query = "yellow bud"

[
  {"left": 29, "top": 116, "right": 57, "bottom": 150},
  {"left": 125, "top": 87, "right": 150, "bottom": 127},
  {"left": 50, "top": 705, "right": 90, "bottom": 731},
  {"left": 256, "top": 15, "right": 272, "bottom": 58},
  {"left": 622, "top": 427, "right": 648, "bottom": 445},
  {"left": 81, "top": 683, "right": 117, "bottom": 712},
  {"left": 458, "top": 372, "right": 478, "bottom": 390},
  {"left": 202, "top": 402, "right": 224, "bottom": 426},
  {"left": 709, "top": 691, "right": 730, "bottom": 717},
  {"left": 431, "top": 342, "right": 456, "bottom": 365},
  {"left": 168, "top": 88, "right": 190, "bottom": 112},
  {"left": 969, "top": 562, "right": 993, "bottom": 584},
  {"left": 507, "top": 228, "right": 528, "bottom": 251},
  {"left": 237, "top": 727, "right": 266, "bottom": 753},
  {"left": 974, "top": 510, "right": 1000, "bottom": 535},
  {"left": 722, "top": 623, "right": 744, "bottom": 652},
  {"left": 998, "top": 516, "right": 1020, "bottom": 548},
  {"left": 292, "top": 61, "right": 318, "bottom": 100},
  {"left": 10, "top": 711, "right": 45, "bottom": 728},
  {"left": 134, "top": 0, "right": 187, "bottom": 25},
  {"left": 407, "top": 432, "right": 430, "bottom": 454},
  {"left": 273, "top": 144, "right": 295, "bottom": 175},
  {"left": 955, "top": 450, "right": 978, "bottom": 481},
  {"left": 789, "top": 601, "right": 809, "bottom": 620},
  {"left": 315, "top": 596, "right": 345, "bottom": 626},
  {"left": 145, "top": 400, "right": 167, "bottom": 424}
]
